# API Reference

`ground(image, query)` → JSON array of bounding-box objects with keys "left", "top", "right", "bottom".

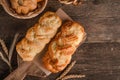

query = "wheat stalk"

[
  {"left": 9, "top": 33, "right": 19, "bottom": 62},
  {"left": 0, "top": 33, "right": 19, "bottom": 71},
  {"left": 0, "top": 52, "right": 12, "bottom": 70},
  {"left": 56, "top": 60, "right": 76, "bottom": 80},
  {"left": 0, "top": 39, "right": 8, "bottom": 56},
  {"left": 61, "top": 74, "right": 85, "bottom": 80}
]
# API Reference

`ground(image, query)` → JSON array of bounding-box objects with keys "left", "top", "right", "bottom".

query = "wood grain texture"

[
  {"left": 0, "top": 0, "right": 120, "bottom": 80},
  {"left": 24, "top": 43, "right": 120, "bottom": 80},
  {"left": 0, "top": 0, "right": 119, "bottom": 43}
]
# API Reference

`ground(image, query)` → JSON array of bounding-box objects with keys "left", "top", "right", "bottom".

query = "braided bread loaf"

[
  {"left": 42, "top": 21, "right": 86, "bottom": 73},
  {"left": 16, "top": 12, "right": 62, "bottom": 61}
]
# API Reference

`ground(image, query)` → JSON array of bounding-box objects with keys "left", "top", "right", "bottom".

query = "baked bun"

[
  {"left": 16, "top": 12, "right": 62, "bottom": 61},
  {"left": 10, "top": 0, "right": 38, "bottom": 14},
  {"left": 42, "top": 21, "right": 86, "bottom": 73}
]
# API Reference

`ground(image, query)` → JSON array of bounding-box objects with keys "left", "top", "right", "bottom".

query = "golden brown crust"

[
  {"left": 39, "top": 11, "right": 62, "bottom": 28},
  {"left": 26, "top": 12, "right": 62, "bottom": 42},
  {"left": 16, "top": 12, "right": 62, "bottom": 61},
  {"left": 42, "top": 52, "right": 71, "bottom": 73},
  {"left": 10, "top": 0, "right": 38, "bottom": 14},
  {"left": 42, "top": 21, "right": 86, "bottom": 73},
  {"left": 16, "top": 38, "right": 41, "bottom": 61},
  {"left": 37, "top": 0, "right": 43, "bottom": 2}
]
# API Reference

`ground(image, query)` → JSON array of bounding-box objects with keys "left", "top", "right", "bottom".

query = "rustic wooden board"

[
  {"left": 0, "top": 0, "right": 120, "bottom": 80},
  {"left": 24, "top": 43, "right": 120, "bottom": 80}
]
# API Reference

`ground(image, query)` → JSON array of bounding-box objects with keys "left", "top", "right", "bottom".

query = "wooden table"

[{"left": 0, "top": 0, "right": 120, "bottom": 80}]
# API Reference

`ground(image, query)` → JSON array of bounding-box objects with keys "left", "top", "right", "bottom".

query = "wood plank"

[
  {"left": 0, "top": 0, "right": 120, "bottom": 80},
  {"left": 24, "top": 42, "right": 120, "bottom": 80}
]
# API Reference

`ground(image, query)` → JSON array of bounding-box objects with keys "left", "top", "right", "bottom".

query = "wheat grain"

[
  {"left": 61, "top": 74, "right": 85, "bottom": 80},
  {"left": 56, "top": 60, "right": 76, "bottom": 80},
  {"left": 0, "top": 52, "right": 12, "bottom": 70},
  {"left": 0, "top": 39, "right": 8, "bottom": 56}
]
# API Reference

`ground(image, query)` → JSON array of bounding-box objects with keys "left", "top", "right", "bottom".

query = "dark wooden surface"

[{"left": 0, "top": 0, "right": 120, "bottom": 80}]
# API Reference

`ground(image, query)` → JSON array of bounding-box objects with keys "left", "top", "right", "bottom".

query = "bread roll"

[
  {"left": 11, "top": 0, "right": 38, "bottom": 14},
  {"left": 42, "top": 21, "right": 86, "bottom": 73},
  {"left": 16, "top": 12, "right": 62, "bottom": 61}
]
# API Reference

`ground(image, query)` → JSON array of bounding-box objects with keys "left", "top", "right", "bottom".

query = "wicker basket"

[{"left": 0, "top": 0, "right": 48, "bottom": 19}]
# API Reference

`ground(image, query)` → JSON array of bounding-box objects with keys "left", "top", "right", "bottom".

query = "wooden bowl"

[{"left": 0, "top": 0, "right": 48, "bottom": 19}]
